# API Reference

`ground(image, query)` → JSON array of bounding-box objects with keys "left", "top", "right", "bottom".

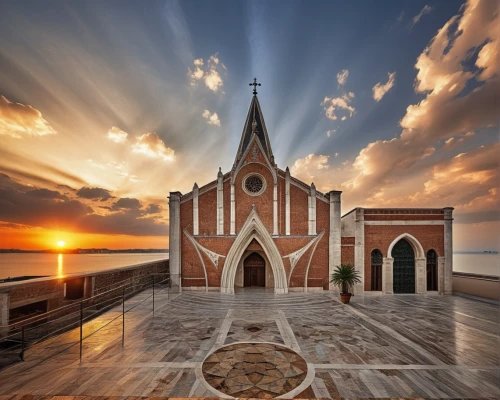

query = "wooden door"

[{"left": 244, "top": 252, "right": 266, "bottom": 287}]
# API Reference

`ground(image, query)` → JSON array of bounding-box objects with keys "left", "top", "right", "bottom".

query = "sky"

[{"left": 0, "top": 0, "right": 498, "bottom": 251}]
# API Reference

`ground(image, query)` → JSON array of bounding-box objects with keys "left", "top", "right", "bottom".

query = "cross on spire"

[{"left": 249, "top": 77, "right": 261, "bottom": 96}]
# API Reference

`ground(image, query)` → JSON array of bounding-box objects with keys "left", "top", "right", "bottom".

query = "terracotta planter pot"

[{"left": 340, "top": 293, "right": 352, "bottom": 304}]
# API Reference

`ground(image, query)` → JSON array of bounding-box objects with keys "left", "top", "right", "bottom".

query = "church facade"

[{"left": 169, "top": 87, "right": 454, "bottom": 295}]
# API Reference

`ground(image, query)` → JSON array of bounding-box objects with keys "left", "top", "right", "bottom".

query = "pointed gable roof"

[{"left": 234, "top": 95, "right": 274, "bottom": 167}]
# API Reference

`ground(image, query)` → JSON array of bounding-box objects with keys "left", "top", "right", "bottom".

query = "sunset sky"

[{"left": 0, "top": 0, "right": 498, "bottom": 251}]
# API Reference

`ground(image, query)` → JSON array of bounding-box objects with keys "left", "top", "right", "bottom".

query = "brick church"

[{"left": 168, "top": 82, "right": 454, "bottom": 295}]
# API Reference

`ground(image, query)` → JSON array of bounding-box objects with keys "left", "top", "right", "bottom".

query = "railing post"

[
  {"left": 122, "top": 286, "right": 125, "bottom": 347},
  {"left": 152, "top": 274, "right": 155, "bottom": 315},
  {"left": 20, "top": 326, "right": 25, "bottom": 361},
  {"left": 79, "top": 301, "right": 83, "bottom": 361}
]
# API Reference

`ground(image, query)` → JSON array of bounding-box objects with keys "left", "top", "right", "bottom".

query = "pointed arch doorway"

[{"left": 220, "top": 207, "right": 288, "bottom": 294}]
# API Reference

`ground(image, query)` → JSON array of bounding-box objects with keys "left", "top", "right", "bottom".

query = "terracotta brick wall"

[
  {"left": 199, "top": 188, "right": 217, "bottom": 235},
  {"left": 290, "top": 185, "right": 308, "bottom": 235},
  {"left": 364, "top": 224, "right": 444, "bottom": 291}
]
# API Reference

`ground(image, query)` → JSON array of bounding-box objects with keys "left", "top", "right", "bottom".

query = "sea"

[
  {"left": 0, "top": 253, "right": 168, "bottom": 280},
  {"left": 0, "top": 252, "right": 497, "bottom": 281}
]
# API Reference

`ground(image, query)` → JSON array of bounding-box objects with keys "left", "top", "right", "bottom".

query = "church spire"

[{"left": 234, "top": 79, "right": 274, "bottom": 166}]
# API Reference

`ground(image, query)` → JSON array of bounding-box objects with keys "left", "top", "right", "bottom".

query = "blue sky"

[{"left": 0, "top": 0, "right": 498, "bottom": 250}]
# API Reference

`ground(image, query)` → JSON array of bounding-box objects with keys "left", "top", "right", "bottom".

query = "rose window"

[{"left": 244, "top": 175, "right": 264, "bottom": 195}]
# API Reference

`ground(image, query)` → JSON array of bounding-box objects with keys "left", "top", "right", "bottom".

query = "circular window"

[{"left": 243, "top": 174, "right": 266, "bottom": 195}]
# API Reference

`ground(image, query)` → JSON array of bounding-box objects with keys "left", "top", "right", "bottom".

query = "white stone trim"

[
  {"left": 364, "top": 220, "right": 445, "bottom": 225},
  {"left": 230, "top": 182, "right": 235, "bottom": 235},
  {"left": 283, "top": 233, "right": 323, "bottom": 285},
  {"left": 217, "top": 170, "right": 224, "bottom": 235},
  {"left": 168, "top": 192, "right": 182, "bottom": 292},
  {"left": 354, "top": 209, "right": 365, "bottom": 294},
  {"left": 273, "top": 181, "right": 278, "bottom": 235},
  {"left": 329, "top": 191, "right": 341, "bottom": 289},
  {"left": 438, "top": 256, "right": 445, "bottom": 295},
  {"left": 193, "top": 183, "right": 199, "bottom": 236},
  {"left": 220, "top": 207, "right": 288, "bottom": 294},
  {"left": 382, "top": 257, "right": 394, "bottom": 294},
  {"left": 285, "top": 168, "right": 290, "bottom": 235},
  {"left": 444, "top": 207, "right": 454, "bottom": 294},
  {"left": 387, "top": 233, "right": 425, "bottom": 259},
  {"left": 308, "top": 184, "right": 316, "bottom": 235}
]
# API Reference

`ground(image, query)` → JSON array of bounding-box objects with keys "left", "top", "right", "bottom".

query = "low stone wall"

[
  {"left": 0, "top": 259, "right": 169, "bottom": 327},
  {"left": 452, "top": 272, "right": 499, "bottom": 302}
]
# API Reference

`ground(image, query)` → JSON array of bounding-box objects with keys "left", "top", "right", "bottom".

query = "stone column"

[
  {"left": 415, "top": 258, "right": 426, "bottom": 294},
  {"left": 169, "top": 192, "right": 182, "bottom": 292},
  {"left": 273, "top": 179, "right": 278, "bottom": 236},
  {"left": 308, "top": 183, "right": 317, "bottom": 235},
  {"left": 285, "top": 167, "right": 291, "bottom": 235},
  {"left": 193, "top": 183, "right": 199, "bottom": 236},
  {"left": 438, "top": 256, "right": 445, "bottom": 295},
  {"left": 354, "top": 208, "right": 365, "bottom": 294},
  {"left": 217, "top": 168, "right": 224, "bottom": 235},
  {"left": 382, "top": 257, "right": 394, "bottom": 294},
  {"left": 329, "top": 191, "right": 342, "bottom": 289},
  {"left": 230, "top": 181, "right": 236, "bottom": 235},
  {"left": 444, "top": 207, "right": 454, "bottom": 294}
]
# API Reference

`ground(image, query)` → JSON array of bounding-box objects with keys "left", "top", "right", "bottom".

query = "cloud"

[
  {"left": 337, "top": 69, "right": 349, "bottom": 86},
  {"left": 202, "top": 109, "right": 221, "bottom": 126},
  {"left": 189, "top": 53, "right": 225, "bottom": 92},
  {"left": 372, "top": 72, "right": 396, "bottom": 101},
  {"left": 145, "top": 203, "right": 162, "bottom": 214},
  {"left": 107, "top": 126, "right": 128, "bottom": 143},
  {"left": 340, "top": 0, "right": 499, "bottom": 201},
  {"left": 0, "top": 174, "right": 167, "bottom": 236},
  {"left": 0, "top": 95, "right": 56, "bottom": 138},
  {"left": 132, "top": 132, "right": 175, "bottom": 161},
  {"left": 322, "top": 92, "right": 355, "bottom": 121},
  {"left": 111, "top": 197, "right": 142, "bottom": 210},
  {"left": 76, "top": 186, "right": 113, "bottom": 200},
  {"left": 326, "top": 129, "right": 336, "bottom": 137},
  {"left": 291, "top": 154, "right": 330, "bottom": 183},
  {"left": 25, "top": 188, "right": 68, "bottom": 200},
  {"left": 411, "top": 5, "right": 432, "bottom": 28}
]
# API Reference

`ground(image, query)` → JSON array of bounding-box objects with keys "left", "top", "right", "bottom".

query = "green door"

[{"left": 393, "top": 239, "right": 415, "bottom": 293}]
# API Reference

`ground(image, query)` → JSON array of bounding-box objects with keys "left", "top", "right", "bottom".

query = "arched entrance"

[
  {"left": 244, "top": 252, "right": 266, "bottom": 287},
  {"left": 392, "top": 239, "right": 415, "bottom": 293},
  {"left": 220, "top": 207, "right": 288, "bottom": 294}
]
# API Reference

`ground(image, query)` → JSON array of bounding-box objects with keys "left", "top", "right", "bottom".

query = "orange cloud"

[
  {"left": 0, "top": 95, "right": 56, "bottom": 138},
  {"left": 132, "top": 132, "right": 175, "bottom": 161},
  {"left": 107, "top": 126, "right": 128, "bottom": 143}
]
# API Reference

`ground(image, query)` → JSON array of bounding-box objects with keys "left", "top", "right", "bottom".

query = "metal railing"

[{"left": 0, "top": 273, "right": 177, "bottom": 369}]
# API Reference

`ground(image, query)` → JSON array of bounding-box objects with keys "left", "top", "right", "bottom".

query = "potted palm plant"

[{"left": 330, "top": 264, "right": 361, "bottom": 304}]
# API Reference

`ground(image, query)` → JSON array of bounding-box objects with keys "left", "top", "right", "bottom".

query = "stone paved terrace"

[{"left": 0, "top": 288, "right": 498, "bottom": 399}]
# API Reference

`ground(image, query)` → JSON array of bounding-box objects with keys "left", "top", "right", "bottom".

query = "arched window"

[
  {"left": 426, "top": 249, "right": 438, "bottom": 291},
  {"left": 371, "top": 249, "right": 383, "bottom": 291}
]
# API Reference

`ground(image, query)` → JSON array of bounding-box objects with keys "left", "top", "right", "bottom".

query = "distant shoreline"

[{"left": 0, "top": 248, "right": 169, "bottom": 254}]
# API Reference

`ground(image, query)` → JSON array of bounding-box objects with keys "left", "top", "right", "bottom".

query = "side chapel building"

[{"left": 169, "top": 82, "right": 454, "bottom": 295}]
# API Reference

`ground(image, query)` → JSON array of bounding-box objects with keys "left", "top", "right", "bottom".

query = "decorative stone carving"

[{"left": 283, "top": 232, "right": 324, "bottom": 284}]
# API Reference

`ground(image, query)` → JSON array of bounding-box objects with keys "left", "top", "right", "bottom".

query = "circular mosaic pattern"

[
  {"left": 244, "top": 174, "right": 265, "bottom": 195},
  {"left": 202, "top": 343, "right": 308, "bottom": 398}
]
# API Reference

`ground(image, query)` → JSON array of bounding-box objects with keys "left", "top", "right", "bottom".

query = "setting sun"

[{"left": 57, "top": 240, "right": 65, "bottom": 248}]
